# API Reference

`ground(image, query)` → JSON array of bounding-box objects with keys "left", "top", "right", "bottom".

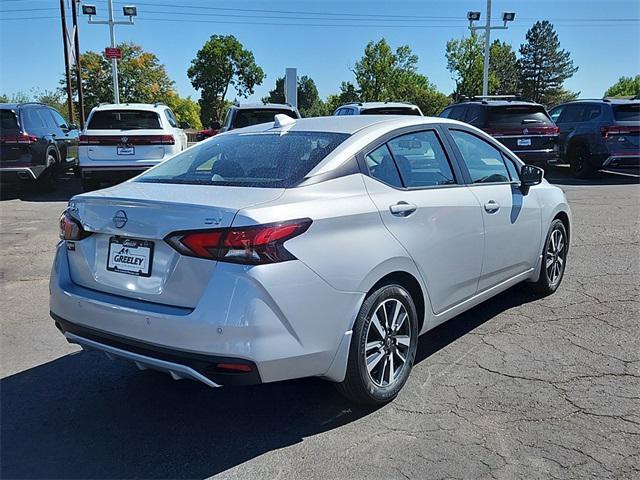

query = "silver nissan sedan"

[{"left": 50, "top": 115, "right": 571, "bottom": 405}]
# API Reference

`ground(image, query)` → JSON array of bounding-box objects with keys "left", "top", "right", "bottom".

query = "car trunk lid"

[{"left": 66, "top": 182, "right": 284, "bottom": 308}]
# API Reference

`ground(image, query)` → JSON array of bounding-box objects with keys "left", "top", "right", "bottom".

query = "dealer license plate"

[{"left": 107, "top": 237, "right": 153, "bottom": 277}]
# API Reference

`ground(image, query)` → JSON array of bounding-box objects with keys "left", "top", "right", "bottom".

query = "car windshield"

[
  {"left": 232, "top": 109, "right": 297, "bottom": 129},
  {"left": 613, "top": 104, "right": 640, "bottom": 121},
  {"left": 137, "top": 131, "right": 349, "bottom": 188},
  {"left": 488, "top": 106, "right": 552, "bottom": 126},
  {"left": 87, "top": 110, "right": 161, "bottom": 130},
  {"left": 361, "top": 107, "right": 421, "bottom": 116},
  {"left": 0, "top": 110, "right": 19, "bottom": 130}
]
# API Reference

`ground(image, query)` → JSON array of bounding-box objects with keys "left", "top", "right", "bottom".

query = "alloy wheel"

[
  {"left": 545, "top": 228, "right": 566, "bottom": 285},
  {"left": 364, "top": 298, "right": 412, "bottom": 387}
]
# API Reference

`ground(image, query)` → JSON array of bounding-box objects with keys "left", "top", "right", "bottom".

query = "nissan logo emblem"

[
  {"left": 113, "top": 210, "right": 128, "bottom": 229},
  {"left": 523, "top": 128, "right": 529, "bottom": 135}
]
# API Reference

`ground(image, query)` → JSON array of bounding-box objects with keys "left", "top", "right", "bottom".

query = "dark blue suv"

[{"left": 549, "top": 99, "right": 639, "bottom": 178}]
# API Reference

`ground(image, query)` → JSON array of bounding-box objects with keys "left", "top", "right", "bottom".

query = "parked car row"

[{"left": 2, "top": 96, "right": 637, "bottom": 191}]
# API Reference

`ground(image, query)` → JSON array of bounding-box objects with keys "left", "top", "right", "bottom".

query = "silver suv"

[
  {"left": 334, "top": 102, "right": 423, "bottom": 116},
  {"left": 219, "top": 103, "right": 300, "bottom": 133}
]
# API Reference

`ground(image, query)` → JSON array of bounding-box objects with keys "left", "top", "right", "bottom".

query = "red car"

[{"left": 196, "top": 121, "right": 221, "bottom": 141}]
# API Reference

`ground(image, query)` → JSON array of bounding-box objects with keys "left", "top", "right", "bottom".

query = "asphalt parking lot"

[{"left": 0, "top": 169, "right": 638, "bottom": 479}]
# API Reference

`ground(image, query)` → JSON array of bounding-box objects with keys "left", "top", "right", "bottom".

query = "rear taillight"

[
  {"left": 601, "top": 125, "right": 640, "bottom": 138},
  {"left": 78, "top": 134, "right": 175, "bottom": 145},
  {"left": 484, "top": 125, "right": 559, "bottom": 136},
  {"left": 0, "top": 133, "right": 38, "bottom": 144},
  {"left": 165, "top": 219, "right": 312, "bottom": 265},
  {"left": 59, "top": 211, "right": 92, "bottom": 241}
]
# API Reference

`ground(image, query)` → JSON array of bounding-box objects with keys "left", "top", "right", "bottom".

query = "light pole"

[
  {"left": 82, "top": 2, "right": 137, "bottom": 104},
  {"left": 467, "top": 1, "right": 515, "bottom": 96}
]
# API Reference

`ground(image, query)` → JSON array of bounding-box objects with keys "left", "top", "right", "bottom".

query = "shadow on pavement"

[
  {"left": 544, "top": 165, "right": 639, "bottom": 186},
  {"left": 0, "top": 284, "right": 539, "bottom": 479},
  {"left": 0, "top": 173, "right": 82, "bottom": 203}
]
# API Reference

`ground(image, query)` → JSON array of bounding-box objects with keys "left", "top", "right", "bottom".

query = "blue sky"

[{"left": 1, "top": 0, "right": 639, "bottom": 104}]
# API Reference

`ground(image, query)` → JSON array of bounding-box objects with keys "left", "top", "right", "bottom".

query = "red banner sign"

[{"left": 104, "top": 47, "right": 122, "bottom": 59}]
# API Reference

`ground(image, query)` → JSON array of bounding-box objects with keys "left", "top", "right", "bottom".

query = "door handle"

[
  {"left": 389, "top": 202, "right": 417, "bottom": 216},
  {"left": 484, "top": 200, "right": 500, "bottom": 213}
]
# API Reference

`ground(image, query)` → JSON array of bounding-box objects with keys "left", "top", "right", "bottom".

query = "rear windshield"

[
  {"left": 232, "top": 109, "right": 297, "bottom": 129},
  {"left": 361, "top": 107, "right": 421, "bottom": 116},
  {"left": 488, "top": 106, "right": 551, "bottom": 126},
  {"left": 613, "top": 104, "right": 640, "bottom": 121},
  {"left": 137, "top": 131, "right": 349, "bottom": 188},
  {"left": 0, "top": 110, "right": 19, "bottom": 130},
  {"left": 87, "top": 110, "right": 161, "bottom": 130}
]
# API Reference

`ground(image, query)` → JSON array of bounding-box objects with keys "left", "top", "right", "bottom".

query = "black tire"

[
  {"left": 35, "top": 151, "right": 58, "bottom": 192},
  {"left": 529, "top": 219, "right": 568, "bottom": 296},
  {"left": 569, "top": 144, "right": 595, "bottom": 179},
  {"left": 81, "top": 178, "right": 100, "bottom": 192},
  {"left": 336, "top": 282, "right": 419, "bottom": 405}
]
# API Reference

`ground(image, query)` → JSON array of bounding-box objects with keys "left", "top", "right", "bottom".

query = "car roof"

[
  {"left": 222, "top": 114, "right": 454, "bottom": 135},
  {"left": 557, "top": 98, "right": 639, "bottom": 105},
  {"left": 0, "top": 102, "right": 48, "bottom": 109},
  {"left": 91, "top": 103, "right": 168, "bottom": 111},
  {"left": 452, "top": 100, "right": 543, "bottom": 107},
  {"left": 341, "top": 102, "right": 420, "bottom": 110},
  {"left": 233, "top": 103, "right": 297, "bottom": 110}
]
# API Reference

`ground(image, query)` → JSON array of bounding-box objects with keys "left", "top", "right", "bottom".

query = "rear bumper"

[
  {"left": 0, "top": 165, "right": 46, "bottom": 181},
  {"left": 49, "top": 242, "right": 362, "bottom": 385},
  {"left": 514, "top": 149, "right": 560, "bottom": 166},
  {"left": 601, "top": 154, "right": 640, "bottom": 169},
  {"left": 52, "top": 314, "right": 260, "bottom": 387}
]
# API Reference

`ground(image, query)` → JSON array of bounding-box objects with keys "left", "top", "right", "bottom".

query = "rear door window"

[
  {"left": 613, "top": 104, "right": 640, "bottom": 121},
  {"left": 450, "top": 129, "right": 510, "bottom": 184},
  {"left": 582, "top": 104, "right": 602, "bottom": 121},
  {"left": 366, "top": 144, "right": 403, "bottom": 188},
  {"left": 488, "top": 105, "right": 552, "bottom": 126},
  {"left": 557, "top": 104, "right": 584, "bottom": 123},
  {"left": 465, "top": 105, "right": 483, "bottom": 125},
  {"left": 387, "top": 131, "right": 456, "bottom": 187},
  {"left": 22, "top": 108, "right": 47, "bottom": 131},
  {"left": 87, "top": 110, "right": 162, "bottom": 130},
  {"left": 449, "top": 105, "right": 468, "bottom": 121}
]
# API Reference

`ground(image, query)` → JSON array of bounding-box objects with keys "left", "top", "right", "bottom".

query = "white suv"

[{"left": 78, "top": 103, "right": 188, "bottom": 191}]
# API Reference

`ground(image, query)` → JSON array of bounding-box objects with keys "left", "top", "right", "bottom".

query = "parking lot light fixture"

[
  {"left": 468, "top": 1, "right": 515, "bottom": 96},
  {"left": 83, "top": 0, "right": 136, "bottom": 104},
  {"left": 81, "top": 4, "right": 97, "bottom": 16},
  {"left": 122, "top": 6, "right": 137, "bottom": 18},
  {"left": 467, "top": 11, "right": 481, "bottom": 26},
  {"left": 502, "top": 11, "right": 516, "bottom": 26}
]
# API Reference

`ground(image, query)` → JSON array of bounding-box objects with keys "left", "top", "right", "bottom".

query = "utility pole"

[
  {"left": 82, "top": 2, "right": 137, "bottom": 104},
  {"left": 467, "top": 2, "right": 516, "bottom": 96},
  {"left": 71, "top": 0, "right": 85, "bottom": 128},
  {"left": 59, "top": 0, "right": 74, "bottom": 122}
]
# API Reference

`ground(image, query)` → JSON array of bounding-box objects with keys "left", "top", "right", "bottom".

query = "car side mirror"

[
  {"left": 179, "top": 121, "right": 191, "bottom": 129},
  {"left": 521, "top": 164, "right": 544, "bottom": 189},
  {"left": 67, "top": 123, "right": 79, "bottom": 131},
  {"left": 210, "top": 121, "right": 221, "bottom": 130}
]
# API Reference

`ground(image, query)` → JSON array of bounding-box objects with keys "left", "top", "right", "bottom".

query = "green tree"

[
  {"left": 188, "top": 35, "right": 265, "bottom": 125},
  {"left": 518, "top": 21, "right": 578, "bottom": 105},
  {"left": 604, "top": 75, "right": 640, "bottom": 98},
  {"left": 262, "top": 75, "right": 326, "bottom": 117},
  {"left": 350, "top": 38, "right": 448, "bottom": 114},
  {"left": 445, "top": 32, "right": 485, "bottom": 99},
  {"left": 489, "top": 40, "right": 520, "bottom": 95},
  {"left": 66, "top": 42, "right": 175, "bottom": 115},
  {"left": 325, "top": 82, "right": 361, "bottom": 114},
  {"left": 164, "top": 94, "right": 202, "bottom": 129}
]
